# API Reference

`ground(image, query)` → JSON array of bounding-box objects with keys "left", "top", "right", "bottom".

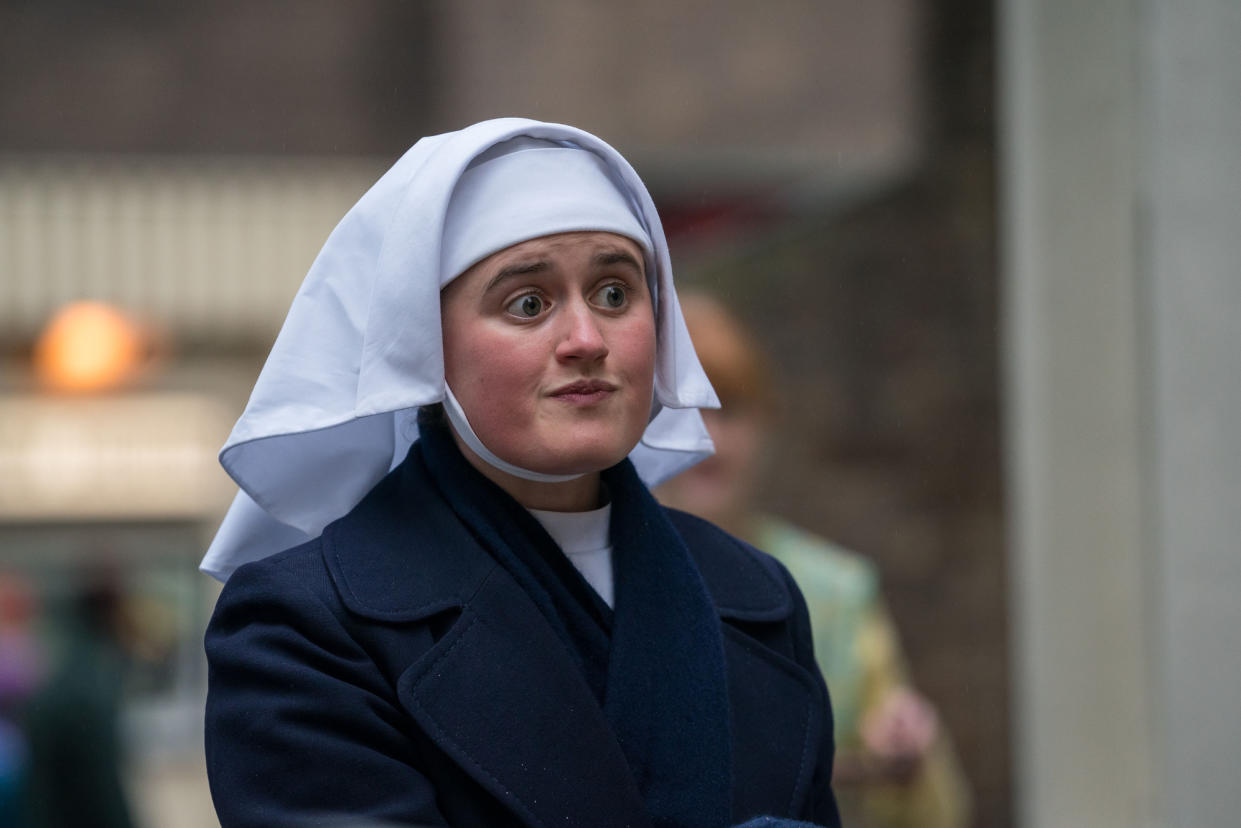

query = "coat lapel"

[
  {"left": 321, "top": 445, "right": 822, "bottom": 826},
  {"left": 669, "top": 509, "right": 826, "bottom": 820},
  {"left": 397, "top": 565, "right": 651, "bottom": 828},
  {"left": 321, "top": 444, "right": 650, "bottom": 828},
  {"left": 721, "top": 624, "right": 825, "bottom": 820}
]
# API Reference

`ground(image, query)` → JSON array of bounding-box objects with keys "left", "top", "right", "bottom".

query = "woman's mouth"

[{"left": 548, "top": 379, "right": 617, "bottom": 405}]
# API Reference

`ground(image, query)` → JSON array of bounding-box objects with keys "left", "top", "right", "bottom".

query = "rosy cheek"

[
  {"left": 632, "top": 334, "right": 658, "bottom": 386},
  {"left": 456, "top": 330, "right": 537, "bottom": 405}
]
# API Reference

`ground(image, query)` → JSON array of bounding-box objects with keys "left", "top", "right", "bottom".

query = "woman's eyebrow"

[
  {"left": 483, "top": 260, "right": 549, "bottom": 293},
  {"left": 483, "top": 249, "right": 642, "bottom": 293},
  {"left": 593, "top": 250, "right": 644, "bottom": 274}
]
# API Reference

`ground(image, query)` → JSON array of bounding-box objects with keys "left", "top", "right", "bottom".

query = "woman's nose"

[{"left": 555, "top": 302, "right": 609, "bottom": 362}]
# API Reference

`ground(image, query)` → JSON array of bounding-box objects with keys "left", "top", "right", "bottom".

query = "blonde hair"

[{"left": 677, "top": 291, "right": 772, "bottom": 412}]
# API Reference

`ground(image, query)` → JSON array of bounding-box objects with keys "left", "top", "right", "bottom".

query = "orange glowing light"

[{"left": 34, "top": 302, "right": 146, "bottom": 393}]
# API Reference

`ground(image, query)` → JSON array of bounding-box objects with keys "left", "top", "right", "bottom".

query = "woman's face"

[
  {"left": 656, "top": 404, "right": 765, "bottom": 527},
  {"left": 441, "top": 231, "right": 657, "bottom": 476}
]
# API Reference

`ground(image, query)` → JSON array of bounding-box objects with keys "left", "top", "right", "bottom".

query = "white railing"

[{"left": 0, "top": 154, "right": 384, "bottom": 342}]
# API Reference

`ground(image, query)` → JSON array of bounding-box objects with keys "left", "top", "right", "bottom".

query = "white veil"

[{"left": 202, "top": 118, "right": 718, "bottom": 582}]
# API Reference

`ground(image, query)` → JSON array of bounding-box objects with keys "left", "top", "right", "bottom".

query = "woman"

[
  {"left": 658, "top": 293, "right": 971, "bottom": 828},
  {"left": 203, "top": 118, "right": 840, "bottom": 828}
]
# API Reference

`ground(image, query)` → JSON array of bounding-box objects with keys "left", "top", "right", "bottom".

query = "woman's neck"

[{"left": 448, "top": 428, "right": 604, "bottom": 512}]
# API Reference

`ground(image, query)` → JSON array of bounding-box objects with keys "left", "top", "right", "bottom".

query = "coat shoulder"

[
  {"left": 215, "top": 535, "right": 342, "bottom": 619},
  {"left": 663, "top": 507, "right": 799, "bottom": 623}
]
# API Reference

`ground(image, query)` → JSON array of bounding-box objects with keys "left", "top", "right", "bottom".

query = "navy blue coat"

[{"left": 205, "top": 445, "right": 839, "bottom": 827}]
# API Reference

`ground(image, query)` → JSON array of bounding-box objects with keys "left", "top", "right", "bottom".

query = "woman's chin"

[
  {"left": 501, "top": 423, "right": 644, "bottom": 477},
  {"left": 517, "top": 442, "right": 636, "bottom": 478}
]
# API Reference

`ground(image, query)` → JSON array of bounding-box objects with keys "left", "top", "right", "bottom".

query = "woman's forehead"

[
  {"left": 486, "top": 231, "right": 643, "bottom": 262},
  {"left": 452, "top": 231, "right": 647, "bottom": 289}
]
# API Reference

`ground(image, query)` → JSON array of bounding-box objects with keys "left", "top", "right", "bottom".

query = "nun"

[{"left": 202, "top": 118, "right": 841, "bottom": 828}]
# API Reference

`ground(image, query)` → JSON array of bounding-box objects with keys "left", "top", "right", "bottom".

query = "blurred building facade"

[
  {"left": 1002, "top": 0, "right": 1241, "bottom": 826},
  {"left": 0, "top": 2, "right": 1014, "bottom": 826}
]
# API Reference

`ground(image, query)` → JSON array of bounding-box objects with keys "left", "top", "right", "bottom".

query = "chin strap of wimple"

[{"left": 442, "top": 385, "right": 587, "bottom": 484}]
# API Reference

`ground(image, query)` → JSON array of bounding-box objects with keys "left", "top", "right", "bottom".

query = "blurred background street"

[{"left": 1, "top": 2, "right": 1238, "bottom": 827}]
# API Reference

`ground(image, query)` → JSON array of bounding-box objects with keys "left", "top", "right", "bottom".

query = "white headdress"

[{"left": 202, "top": 118, "right": 718, "bottom": 581}]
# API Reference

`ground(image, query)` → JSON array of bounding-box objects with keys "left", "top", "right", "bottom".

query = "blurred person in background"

[
  {"left": 18, "top": 570, "right": 136, "bottom": 828},
  {"left": 658, "top": 291, "right": 972, "bottom": 828},
  {"left": 0, "top": 576, "right": 43, "bottom": 824},
  {"left": 202, "top": 119, "right": 841, "bottom": 827}
]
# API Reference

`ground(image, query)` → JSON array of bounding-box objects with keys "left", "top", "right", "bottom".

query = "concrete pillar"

[
  {"left": 1143, "top": 4, "right": 1241, "bottom": 826},
  {"left": 1001, "top": 0, "right": 1241, "bottom": 825}
]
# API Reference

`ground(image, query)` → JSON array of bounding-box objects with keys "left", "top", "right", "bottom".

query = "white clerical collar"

[
  {"left": 526, "top": 502, "right": 612, "bottom": 555},
  {"left": 527, "top": 502, "right": 615, "bottom": 607}
]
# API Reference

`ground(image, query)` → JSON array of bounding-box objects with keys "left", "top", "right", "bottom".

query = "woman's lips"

[{"left": 548, "top": 379, "right": 617, "bottom": 404}]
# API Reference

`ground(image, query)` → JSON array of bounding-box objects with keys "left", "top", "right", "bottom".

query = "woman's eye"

[
  {"left": 596, "top": 284, "right": 627, "bottom": 309},
  {"left": 507, "top": 294, "right": 544, "bottom": 318}
]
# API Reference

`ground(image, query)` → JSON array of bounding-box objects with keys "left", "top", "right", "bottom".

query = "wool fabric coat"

[{"left": 205, "top": 431, "right": 840, "bottom": 827}]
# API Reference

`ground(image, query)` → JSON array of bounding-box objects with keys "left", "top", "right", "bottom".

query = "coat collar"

[
  {"left": 318, "top": 441, "right": 817, "bottom": 825},
  {"left": 321, "top": 442, "right": 794, "bottom": 626},
  {"left": 323, "top": 443, "right": 652, "bottom": 826},
  {"left": 665, "top": 508, "right": 795, "bottom": 623},
  {"left": 320, "top": 442, "right": 493, "bottom": 622}
]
